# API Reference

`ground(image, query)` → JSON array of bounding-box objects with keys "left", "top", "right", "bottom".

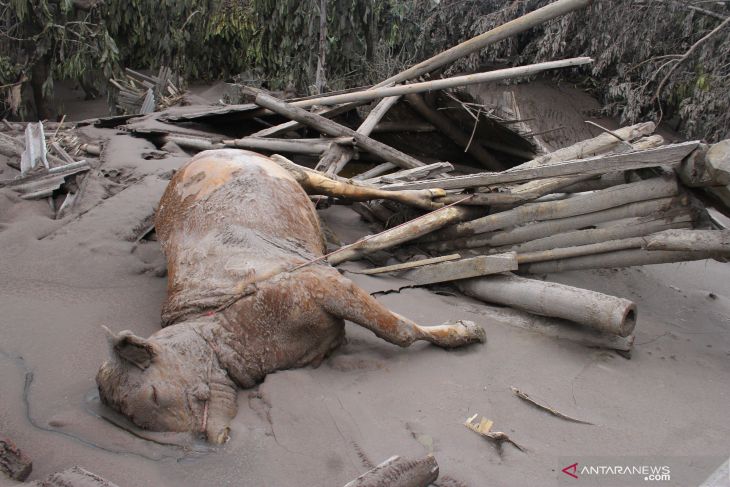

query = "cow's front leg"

[{"left": 314, "top": 269, "right": 486, "bottom": 348}]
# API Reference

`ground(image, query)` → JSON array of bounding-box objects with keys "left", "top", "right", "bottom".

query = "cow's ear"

[{"left": 103, "top": 326, "right": 158, "bottom": 370}]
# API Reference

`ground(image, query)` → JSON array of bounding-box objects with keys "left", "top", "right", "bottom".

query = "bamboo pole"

[
  {"left": 405, "top": 93, "right": 501, "bottom": 170},
  {"left": 429, "top": 175, "right": 679, "bottom": 240},
  {"left": 281, "top": 59, "right": 592, "bottom": 109},
  {"left": 422, "top": 196, "right": 684, "bottom": 252},
  {"left": 254, "top": 92, "right": 426, "bottom": 170},
  {"left": 459, "top": 273, "right": 637, "bottom": 336},
  {"left": 365, "top": 162, "right": 454, "bottom": 185},
  {"left": 520, "top": 249, "right": 718, "bottom": 274},
  {"left": 366, "top": 0, "right": 593, "bottom": 87}
]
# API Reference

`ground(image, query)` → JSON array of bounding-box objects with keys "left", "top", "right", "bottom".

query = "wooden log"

[
  {"left": 405, "top": 93, "right": 501, "bottom": 170},
  {"left": 226, "top": 136, "right": 351, "bottom": 155},
  {"left": 643, "top": 229, "right": 730, "bottom": 254},
  {"left": 422, "top": 196, "right": 685, "bottom": 251},
  {"left": 677, "top": 139, "right": 730, "bottom": 187},
  {"left": 365, "top": 162, "right": 454, "bottom": 186},
  {"left": 328, "top": 206, "right": 483, "bottom": 265},
  {"left": 254, "top": 92, "right": 426, "bottom": 169},
  {"left": 343, "top": 454, "right": 439, "bottom": 487},
  {"left": 382, "top": 141, "right": 697, "bottom": 191},
  {"left": 496, "top": 208, "right": 695, "bottom": 254},
  {"left": 399, "top": 253, "right": 517, "bottom": 285},
  {"left": 520, "top": 249, "right": 718, "bottom": 274},
  {"left": 0, "top": 436, "right": 32, "bottom": 481},
  {"left": 430, "top": 175, "right": 679, "bottom": 240},
  {"left": 355, "top": 254, "right": 461, "bottom": 275},
  {"left": 317, "top": 95, "right": 401, "bottom": 175},
  {"left": 459, "top": 273, "right": 637, "bottom": 336}
]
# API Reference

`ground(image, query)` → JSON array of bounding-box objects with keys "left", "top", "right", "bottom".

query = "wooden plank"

[
  {"left": 355, "top": 254, "right": 461, "bottom": 275},
  {"left": 399, "top": 253, "right": 517, "bottom": 285},
  {"left": 253, "top": 92, "right": 426, "bottom": 169},
  {"left": 382, "top": 142, "right": 700, "bottom": 190}
]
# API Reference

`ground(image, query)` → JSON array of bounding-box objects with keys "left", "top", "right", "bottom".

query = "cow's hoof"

[{"left": 455, "top": 319, "right": 487, "bottom": 344}]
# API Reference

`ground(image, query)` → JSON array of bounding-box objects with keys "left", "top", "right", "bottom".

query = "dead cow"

[{"left": 96, "top": 149, "right": 485, "bottom": 443}]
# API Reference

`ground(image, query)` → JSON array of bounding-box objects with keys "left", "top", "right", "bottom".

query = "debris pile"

[
  {"left": 109, "top": 67, "right": 183, "bottom": 115},
  {"left": 0, "top": 120, "right": 98, "bottom": 218}
]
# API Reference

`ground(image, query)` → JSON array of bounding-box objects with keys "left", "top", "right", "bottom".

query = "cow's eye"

[{"left": 150, "top": 385, "right": 160, "bottom": 406}]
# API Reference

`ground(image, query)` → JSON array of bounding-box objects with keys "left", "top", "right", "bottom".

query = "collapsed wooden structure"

[{"left": 1, "top": 0, "right": 727, "bottom": 364}]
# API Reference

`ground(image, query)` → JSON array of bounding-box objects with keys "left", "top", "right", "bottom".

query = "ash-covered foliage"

[
  {"left": 376, "top": 0, "right": 730, "bottom": 141},
  {"left": 1, "top": 0, "right": 728, "bottom": 142}
]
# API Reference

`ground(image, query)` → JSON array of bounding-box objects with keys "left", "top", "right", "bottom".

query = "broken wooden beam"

[
  {"left": 254, "top": 92, "right": 426, "bottom": 169},
  {"left": 382, "top": 141, "right": 698, "bottom": 191},
  {"left": 343, "top": 454, "right": 439, "bottom": 487},
  {"left": 397, "top": 253, "right": 517, "bottom": 285},
  {"left": 643, "top": 229, "right": 730, "bottom": 254},
  {"left": 317, "top": 95, "right": 401, "bottom": 175},
  {"left": 459, "top": 273, "right": 637, "bottom": 336}
]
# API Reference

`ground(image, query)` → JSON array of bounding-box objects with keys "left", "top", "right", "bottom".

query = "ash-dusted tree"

[{"left": 375, "top": 0, "right": 730, "bottom": 141}]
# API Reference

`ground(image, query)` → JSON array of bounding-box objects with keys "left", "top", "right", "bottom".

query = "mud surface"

[{"left": 1, "top": 82, "right": 729, "bottom": 486}]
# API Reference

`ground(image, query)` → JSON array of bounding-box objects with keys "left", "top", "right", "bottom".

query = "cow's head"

[{"left": 96, "top": 325, "right": 237, "bottom": 444}]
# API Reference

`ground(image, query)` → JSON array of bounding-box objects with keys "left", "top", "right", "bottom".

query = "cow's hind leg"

[{"left": 317, "top": 270, "right": 485, "bottom": 349}]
